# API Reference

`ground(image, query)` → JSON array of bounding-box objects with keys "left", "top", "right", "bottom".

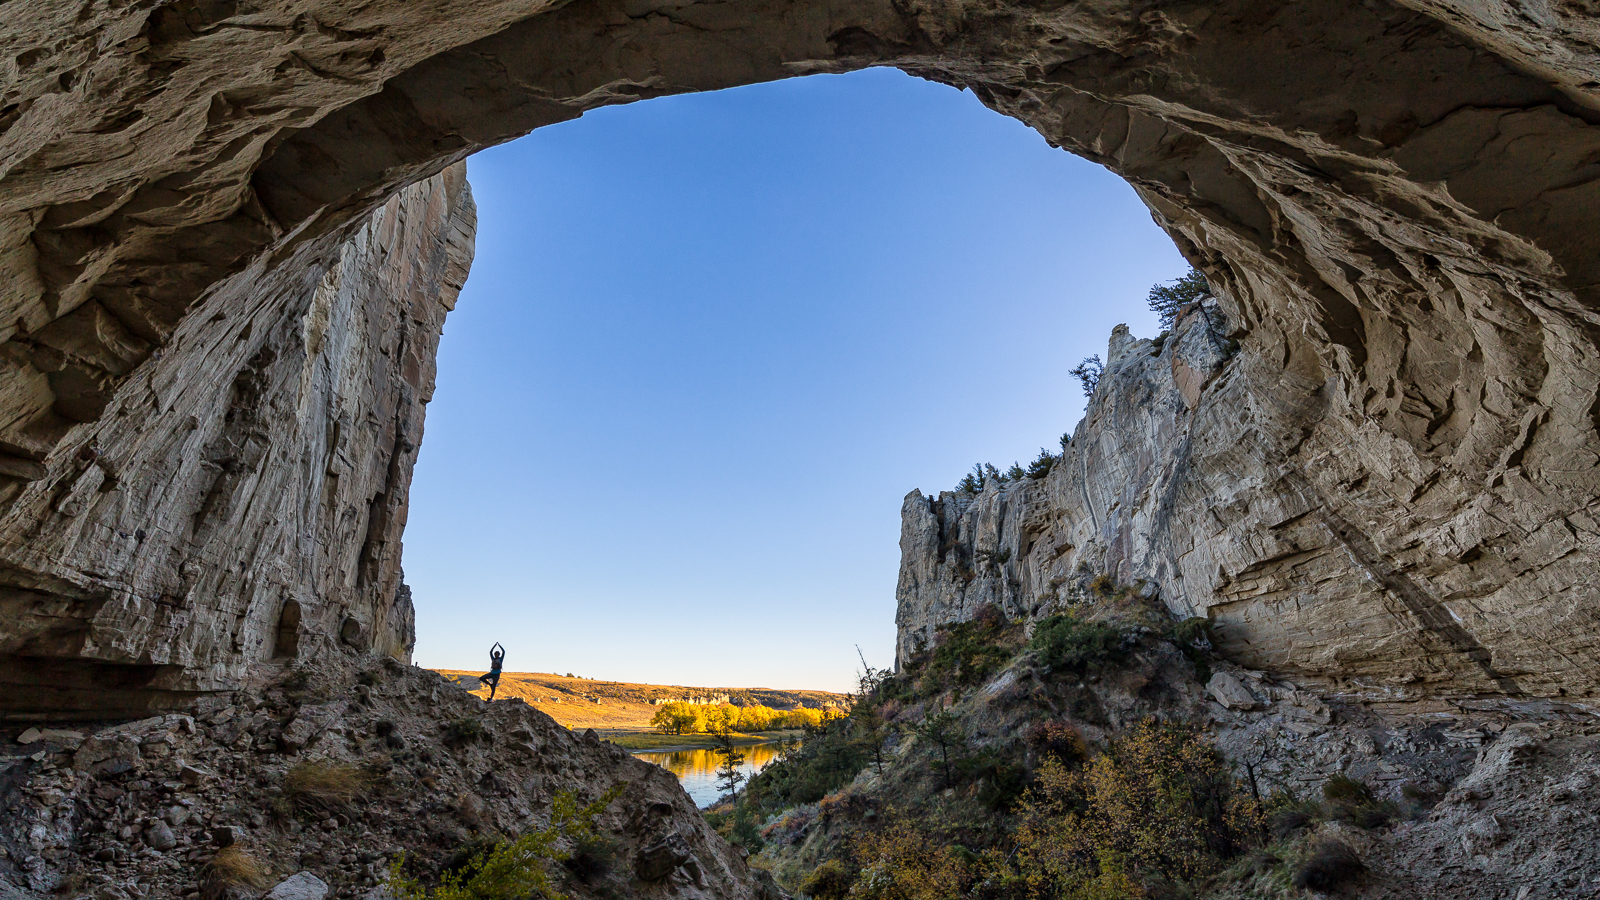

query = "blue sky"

[{"left": 403, "top": 68, "right": 1189, "bottom": 693}]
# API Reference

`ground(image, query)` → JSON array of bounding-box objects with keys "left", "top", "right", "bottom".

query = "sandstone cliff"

[{"left": 0, "top": 167, "right": 473, "bottom": 717}]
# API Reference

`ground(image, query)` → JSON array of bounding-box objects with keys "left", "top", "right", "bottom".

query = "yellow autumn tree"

[{"left": 1014, "top": 719, "right": 1261, "bottom": 899}]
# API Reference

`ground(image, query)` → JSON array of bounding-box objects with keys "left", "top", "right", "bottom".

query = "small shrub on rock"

[
  {"left": 443, "top": 717, "right": 486, "bottom": 748},
  {"left": 924, "top": 613, "right": 1018, "bottom": 688},
  {"left": 202, "top": 846, "right": 267, "bottom": 900},
  {"left": 1322, "top": 773, "right": 1396, "bottom": 829},
  {"left": 388, "top": 786, "right": 622, "bottom": 900},
  {"left": 1292, "top": 839, "right": 1363, "bottom": 891},
  {"left": 1266, "top": 798, "right": 1321, "bottom": 839},
  {"left": 563, "top": 832, "right": 618, "bottom": 884},
  {"left": 1170, "top": 617, "right": 1216, "bottom": 684},
  {"left": 1028, "top": 615, "right": 1127, "bottom": 674}
]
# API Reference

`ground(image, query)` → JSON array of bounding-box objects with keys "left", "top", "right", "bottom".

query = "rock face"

[
  {"left": 0, "top": 167, "right": 473, "bottom": 717},
  {"left": 4, "top": 0, "right": 1600, "bottom": 711},
  {"left": 898, "top": 301, "right": 1600, "bottom": 703}
]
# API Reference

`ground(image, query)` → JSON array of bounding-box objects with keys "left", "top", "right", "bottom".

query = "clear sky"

[{"left": 403, "top": 68, "right": 1190, "bottom": 693}]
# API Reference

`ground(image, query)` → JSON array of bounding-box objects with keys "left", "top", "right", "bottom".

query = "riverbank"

[
  {"left": 429, "top": 669, "right": 847, "bottom": 731},
  {"left": 604, "top": 729, "right": 803, "bottom": 751}
]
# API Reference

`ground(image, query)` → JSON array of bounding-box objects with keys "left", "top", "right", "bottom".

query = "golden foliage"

[
  {"left": 1014, "top": 720, "right": 1261, "bottom": 899},
  {"left": 850, "top": 818, "right": 974, "bottom": 900},
  {"left": 650, "top": 702, "right": 835, "bottom": 735}
]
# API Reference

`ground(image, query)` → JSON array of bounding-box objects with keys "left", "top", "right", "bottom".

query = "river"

[{"left": 632, "top": 740, "right": 797, "bottom": 808}]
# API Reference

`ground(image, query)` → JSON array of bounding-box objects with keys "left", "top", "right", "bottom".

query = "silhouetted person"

[{"left": 479, "top": 642, "right": 505, "bottom": 700}]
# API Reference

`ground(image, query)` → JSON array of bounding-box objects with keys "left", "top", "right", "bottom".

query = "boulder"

[
  {"left": 265, "top": 872, "right": 330, "bottom": 900},
  {"left": 280, "top": 704, "right": 341, "bottom": 752},
  {"left": 143, "top": 822, "right": 176, "bottom": 851},
  {"left": 635, "top": 832, "right": 696, "bottom": 882},
  {"left": 179, "top": 764, "right": 216, "bottom": 786},
  {"left": 74, "top": 734, "right": 142, "bottom": 777},
  {"left": 1206, "top": 672, "right": 1263, "bottom": 711}
]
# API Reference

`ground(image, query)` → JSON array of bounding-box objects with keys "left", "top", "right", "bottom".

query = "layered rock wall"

[
  {"left": 5, "top": 0, "right": 1600, "bottom": 712},
  {"left": 0, "top": 167, "right": 473, "bottom": 717},
  {"left": 897, "top": 300, "right": 1600, "bottom": 703}
]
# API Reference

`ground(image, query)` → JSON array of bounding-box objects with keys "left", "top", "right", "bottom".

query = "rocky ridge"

[{"left": 0, "top": 657, "right": 777, "bottom": 900}]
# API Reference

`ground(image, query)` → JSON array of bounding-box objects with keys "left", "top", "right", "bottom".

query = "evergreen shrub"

[{"left": 1028, "top": 616, "right": 1127, "bottom": 673}]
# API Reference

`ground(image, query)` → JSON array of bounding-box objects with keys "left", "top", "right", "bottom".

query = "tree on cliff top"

[
  {"left": 1070, "top": 355, "right": 1102, "bottom": 397},
  {"left": 1147, "top": 268, "right": 1211, "bottom": 331}
]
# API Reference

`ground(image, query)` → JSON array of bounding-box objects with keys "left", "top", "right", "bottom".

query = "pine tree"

[
  {"left": 1146, "top": 268, "right": 1211, "bottom": 331},
  {"left": 711, "top": 724, "right": 747, "bottom": 801},
  {"left": 913, "top": 712, "right": 964, "bottom": 787},
  {"left": 1026, "top": 448, "right": 1057, "bottom": 479},
  {"left": 1070, "top": 355, "right": 1103, "bottom": 397},
  {"left": 854, "top": 648, "right": 893, "bottom": 776}
]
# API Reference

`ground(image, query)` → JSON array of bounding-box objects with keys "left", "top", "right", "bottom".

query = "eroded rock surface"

[
  {"left": 0, "top": 166, "right": 473, "bottom": 716},
  {"left": 4, "top": 0, "right": 1600, "bottom": 708},
  {"left": 897, "top": 299, "right": 1600, "bottom": 703}
]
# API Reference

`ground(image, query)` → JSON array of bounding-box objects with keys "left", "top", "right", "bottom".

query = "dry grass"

[
  {"left": 202, "top": 846, "right": 268, "bottom": 899},
  {"left": 283, "top": 759, "right": 369, "bottom": 814},
  {"left": 1292, "top": 838, "right": 1364, "bottom": 891}
]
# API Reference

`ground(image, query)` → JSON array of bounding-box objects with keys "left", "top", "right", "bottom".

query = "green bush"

[
  {"left": 1170, "top": 617, "right": 1215, "bottom": 684},
  {"left": 953, "top": 748, "right": 1030, "bottom": 812},
  {"left": 1266, "top": 795, "right": 1321, "bottom": 839},
  {"left": 1028, "top": 616, "right": 1127, "bottom": 673},
  {"left": 562, "top": 832, "right": 617, "bottom": 883},
  {"left": 740, "top": 716, "right": 867, "bottom": 814},
  {"left": 921, "top": 612, "right": 1018, "bottom": 688}
]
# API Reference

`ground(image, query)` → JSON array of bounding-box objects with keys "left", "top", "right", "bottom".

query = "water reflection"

[{"left": 633, "top": 740, "right": 796, "bottom": 808}]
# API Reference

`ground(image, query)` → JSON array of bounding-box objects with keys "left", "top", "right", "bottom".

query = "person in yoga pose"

[{"left": 479, "top": 643, "right": 505, "bottom": 700}]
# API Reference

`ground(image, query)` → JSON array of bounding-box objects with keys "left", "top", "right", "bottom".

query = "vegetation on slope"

[{"left": 705, "top": 575, "right": 1405, "bottom": 900}]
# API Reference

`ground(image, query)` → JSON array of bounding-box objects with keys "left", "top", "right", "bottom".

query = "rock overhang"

[{"left": 4, "top": 0, "right": 1600, "bottom": 713}]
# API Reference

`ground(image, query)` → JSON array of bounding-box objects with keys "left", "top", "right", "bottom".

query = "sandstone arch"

[{"left": 4, "top": 0, "right": 1600, "bottom": 714}]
